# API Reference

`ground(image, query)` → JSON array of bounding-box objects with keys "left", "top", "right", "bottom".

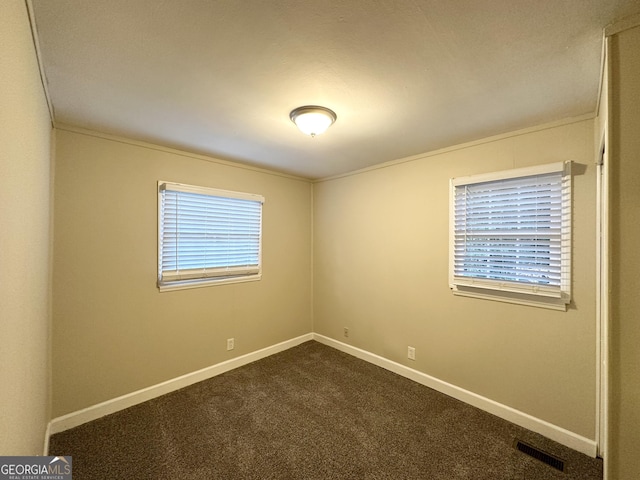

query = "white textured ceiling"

[{"left": 31, "top": 0, "right": 640, "bottom": 179}]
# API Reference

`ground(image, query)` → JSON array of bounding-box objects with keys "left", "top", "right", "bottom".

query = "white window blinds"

[
  {"left": 450, "top": 162, "right": 571, "bottom": 304},
  {"left": 158, "top": 182, "right": 264, "bottom": 289}
]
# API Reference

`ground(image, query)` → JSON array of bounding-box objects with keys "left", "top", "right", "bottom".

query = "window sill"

[
  {"left": 451, "top": 285, "right": 569, "bottom": 311},
  {"left": 158, "top": 273, "right": 262, "bottom": 292}
]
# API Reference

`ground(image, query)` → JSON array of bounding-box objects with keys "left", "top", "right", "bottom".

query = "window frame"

[
  {"left": 157, "top": 181, "right": 264, "bottom": 292},
  {"left": 449, "top": 162, "right": 572, "bottom": 310}
]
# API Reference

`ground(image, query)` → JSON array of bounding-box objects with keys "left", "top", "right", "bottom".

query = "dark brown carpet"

[{"left": 50, "top": 341, "right": 602, "bottom": 479}]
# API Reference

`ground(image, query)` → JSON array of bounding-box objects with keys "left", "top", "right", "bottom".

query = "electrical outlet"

[
  {"left": 407, "top": 346, "right": 416, "bottom": 360},
  {"left": 344, "top": 327, "right": 349, "bottom": 338},
  {"left": 227, "top": 338, "right": 234, "bottom": 351}
]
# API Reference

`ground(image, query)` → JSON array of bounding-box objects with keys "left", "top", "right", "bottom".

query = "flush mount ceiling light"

[{"left": 289, "top": 105, "right": 337, "bottom": 137}]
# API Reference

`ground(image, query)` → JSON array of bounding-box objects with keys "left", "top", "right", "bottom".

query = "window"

[
  {"left": 449, "top": 162, "right": 572, "bottom": 310},
  {"left": 158, "top": 182, "right": 264, "bottom": 291}
]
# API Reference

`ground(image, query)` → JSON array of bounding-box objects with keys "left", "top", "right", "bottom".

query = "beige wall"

[
  {"left": 52, "top": 129, "right": 312, "bottom": 416},
  {"left": 314, "top": 119, "right": 597, "bottom": 439},
  {"left": 608, "top": 23, "right": 640, "bottom": 480},
  {"left": 0, "top": 0, "right": 53, "bottom": 455}
]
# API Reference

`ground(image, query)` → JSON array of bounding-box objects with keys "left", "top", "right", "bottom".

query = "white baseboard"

[
  {"left": 48, "top": 331, "right": 597, "bottom": 458},
  {"left": 43, "top": 421, "right": 51, "bottom": 455},
  {"left": 49, "top": 333, "right": 313, "bottom": 435},
  {"left": 312, "top": 333, "right": 598, "bottom": 458}
]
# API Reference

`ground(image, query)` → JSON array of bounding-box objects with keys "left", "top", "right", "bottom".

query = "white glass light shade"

[{"left": 290, "top": 106, "right": 337, "bottom": 136}]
